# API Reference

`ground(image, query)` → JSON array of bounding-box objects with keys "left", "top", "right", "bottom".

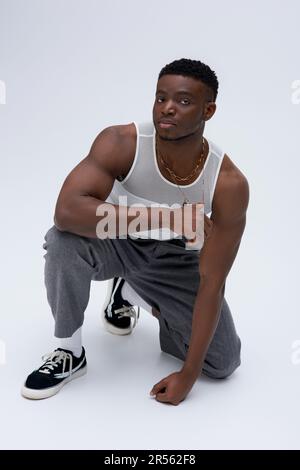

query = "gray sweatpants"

[{"left": 43, "top": 225, "right": 241, "bottom": 379}]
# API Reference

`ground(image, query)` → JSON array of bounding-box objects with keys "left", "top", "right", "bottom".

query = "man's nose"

[{"left": 162, "top": 101, "right": 175, "bottom": 115}]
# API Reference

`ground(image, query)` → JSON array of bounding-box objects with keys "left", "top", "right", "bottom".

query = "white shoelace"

[
  {"left": 39, "top": 349, "right": 73, "bottom": 376},
  {"left": 114, "top": 305, "right": 140, "bottom": 329}
]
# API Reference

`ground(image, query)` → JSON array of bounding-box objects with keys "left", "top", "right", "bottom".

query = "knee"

[
  {"left": 42, "top": 225, "right": 81, "bottom": 260},
  {"left": 207, "top": 359, "right": 241, "bottom": 379},
  {"left": 204, "top": 338, "right": 242, "bottom": 380}
]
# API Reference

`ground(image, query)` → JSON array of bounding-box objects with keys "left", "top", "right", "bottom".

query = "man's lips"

[{"left": 158, "top": 120, "right": 176, "bottom": 128}]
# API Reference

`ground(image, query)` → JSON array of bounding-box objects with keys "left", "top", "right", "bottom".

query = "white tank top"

[{"left": 106, "top": 121, "right": 225, "bottom": 241}]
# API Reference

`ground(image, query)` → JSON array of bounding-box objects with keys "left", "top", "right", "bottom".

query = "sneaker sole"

[
  {"left": 21, "top": 365, "right": 87, "bottom": 400},
  {"left": 101, "top": 278, "right": 133, "bottom": 336}
]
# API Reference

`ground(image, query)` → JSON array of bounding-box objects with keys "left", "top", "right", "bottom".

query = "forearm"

[
  {"left": 181, "top": 283, "right": 224, "bottom": 379},
  {"left": 54, "top": 195, "right": 179, "bottom": 238}
]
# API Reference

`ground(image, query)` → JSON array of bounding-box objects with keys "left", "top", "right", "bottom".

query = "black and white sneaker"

[
  {"left": 21, "top": 347, "right": 87, "bottom": 400},
  {"left": 102, "top": 277, "right": 140, "bottom": 336}
]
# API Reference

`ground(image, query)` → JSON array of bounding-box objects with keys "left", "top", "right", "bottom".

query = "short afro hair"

[{"left": 158, "top": 58, "right": 219, "bottom": 101}]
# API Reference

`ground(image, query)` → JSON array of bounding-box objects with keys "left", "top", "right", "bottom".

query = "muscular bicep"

[
  {"left": 199, "top": 174, "right": 249, "bottom": 290},
  {"left": 56, "top": 155, "right": 114, "bottom": 207},
  {"left": 55, "top": 127, "right": 127, "bottom": 217}
]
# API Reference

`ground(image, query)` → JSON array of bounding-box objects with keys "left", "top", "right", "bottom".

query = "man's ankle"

[{"left": 152, "top": 308, "right": 160, "bottom": 319}]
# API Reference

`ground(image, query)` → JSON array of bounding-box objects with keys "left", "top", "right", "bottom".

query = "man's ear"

[{"left": 204, "top": 101, "right": 217, "bottom": 121}]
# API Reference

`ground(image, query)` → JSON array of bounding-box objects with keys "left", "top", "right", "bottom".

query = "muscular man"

[{"left": 22, "top": 58, "right": 249, "bottom": 406}]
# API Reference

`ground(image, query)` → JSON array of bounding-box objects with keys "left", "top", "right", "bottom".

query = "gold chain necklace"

[{"left": 155, "top": 135, "right": 206, "bottom": 205}]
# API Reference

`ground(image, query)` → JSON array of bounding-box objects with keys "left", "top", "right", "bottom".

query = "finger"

[
  {"left": 150, "top": 379, "right": 168, "bottom": 396},
  {"left": 155, "top": 391, "right": 169, "bottom": 403},
  {"left": 204, "top": 217, "right": 213, "bottom": 229},
  {"left": 156, "top": 392, "right": 181, "bottom": 406},
  {"left": 204, "top": 217, "right": 213, "bottom": 238},
  {"left": 204, "top": 213, "right": 213, "bottom": 223}
]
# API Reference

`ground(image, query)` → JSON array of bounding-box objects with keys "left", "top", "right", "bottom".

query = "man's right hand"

[{"left": 173, "top": 203, "right": 213, "bottom": 243}]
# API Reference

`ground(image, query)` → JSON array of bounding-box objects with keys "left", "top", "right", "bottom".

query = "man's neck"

[{"left": 156, "top": 129, "right": 206, "bottom": 177}]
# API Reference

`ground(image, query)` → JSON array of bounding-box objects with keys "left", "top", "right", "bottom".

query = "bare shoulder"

[
  {"left": 212, "top": 154, "right": 250, "bottom": 219},
  {"left": 89, "top": 122, "right": 137, "bottom": 179}
]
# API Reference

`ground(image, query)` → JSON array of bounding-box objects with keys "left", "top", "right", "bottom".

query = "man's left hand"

[{"left": 150, "top": 370, "right": 197, "bottom": 406}]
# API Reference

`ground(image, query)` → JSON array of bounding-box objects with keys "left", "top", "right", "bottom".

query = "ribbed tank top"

[{"left": 106, "top": 121, "right": 225, "bottom": 241}]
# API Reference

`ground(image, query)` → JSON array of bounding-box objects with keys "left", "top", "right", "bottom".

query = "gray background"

[{"left": 0, "top": 0, "right": 299, "bottom": 450}]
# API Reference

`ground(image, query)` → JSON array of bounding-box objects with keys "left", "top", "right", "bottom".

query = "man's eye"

[{"left": 156, "top": 97, "right": 190, "bottom": 104}]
